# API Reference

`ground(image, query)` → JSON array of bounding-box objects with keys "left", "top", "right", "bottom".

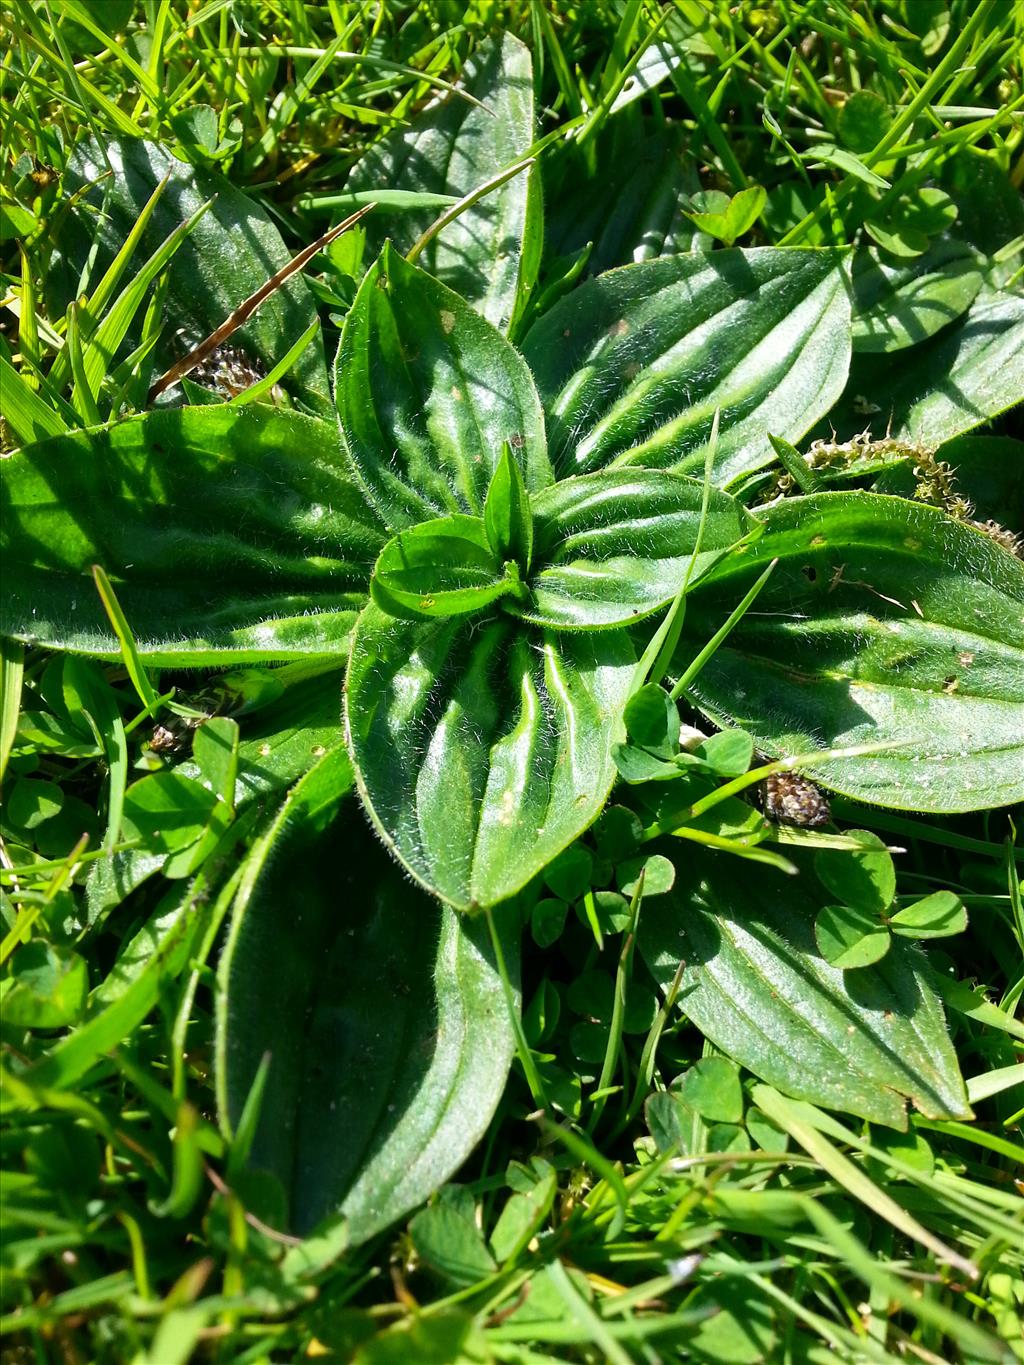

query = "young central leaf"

[
  {"left": 484, "top": 443, "right": 534, "bottom": 572},
  {"left": 370, "top": 514, "right": 525, "bottom": 620}
]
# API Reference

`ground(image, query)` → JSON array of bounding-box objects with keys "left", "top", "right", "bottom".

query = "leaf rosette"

[{"left": 339, "top": 245, "right": 756, "bottom": 909}]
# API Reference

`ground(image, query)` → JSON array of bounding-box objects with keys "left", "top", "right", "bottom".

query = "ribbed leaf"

[
  {"left": 510, "top": 470, "right": 756, "bottom": 629},
  {"left": 834, "top": 282, "right": 1024, "bottom": 446},
  {"left": 336, "top": 245, "right": 551, "bottom": 531},
  {"left": 522, "top": 248, "right": 851, "bottom": 486},
  {"left": 1, "top": 406, "right": 382, "bottom": 663},
  {"left": 344, "top": 33, "right": 539, "bottom": 332},
  {"left": 52, "top": 137, "right": 330, "bottom": 411},
  {"left": 680, "top": 492, "right": 1024, "bottom": 811},
  {"left": 850, "top": 238, "right": 983, "bottom": 352},
  {"left": 371, "top": 514, "right": 519, "bottom": 620},
  {"left": 345, "top": 604, "right": 635, "bottom": 910},
  {"left": 217, "top": 747, "right": 516, "bottom": 1240},
  {"left": 638, "top": 847, "right": 970, "bottom": 1128}
]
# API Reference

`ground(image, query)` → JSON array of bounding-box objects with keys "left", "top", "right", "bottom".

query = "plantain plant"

[{"left": 3, "top": 35, "right": 1023, "bottom": 1243}]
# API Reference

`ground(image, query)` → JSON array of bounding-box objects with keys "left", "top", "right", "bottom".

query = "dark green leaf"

[
  {"left": 345, "top": 604, "right": 635, "bottom": 910},
  {"left": 53, "top": 137, "right": 330, "bottom": 411},
  {"left": 638, "top": 847, "right": 971, "bottom": 1126},
  {"left": 484, "top": 445, "right": 534, "bottom": 571},
  {"left": 531, "top": 898, "right": 568, "bottom": 949},
  {"left": 216, "top": 748, "right": 517, "bottom": 1239},
  {"left": 6, "top": 777, "right": 65, "bottom": 829},
  {"left": 371, "top": 515, "right": 519, "bottom": 621},
  {"left": 837, "top": 90, "right": 892, "bottom": 153},
  {"left": 815, "top": 830, "right": 896, "bottom": 913},
  {"left": 814, "top": 903, "right": 892, "bottom": 969},
  {"left": 409, "top": 1204, "right": 497, "bottom": 1286},
  {"left": 851, "top": 239, "right": 983, "bottom": 352},
  {"left": 833, "top": 282, "right": 1024, "bottom": 448},
  {"left": 345, "top": 34, "right": 538, "bottom": 332},
  {"left": 513, "top": 470, "right": 755, "bottom": 629},
  {"left": 336, "top": 244, "right": 550, "bottom": 531},
  {"left": 541, "top": 122, "right": 701, "bottom": 281},
  {"left": 1, "top": 406, "right": 382, "bottom": 663},
  {"left": 121, "top": 772, "right": 219, "bottom": 854},
  {"left": 2, "top": 941, "right": 89, "bottom": 1029},
  {"left": 681, "top": 492, "right": 1024, "bottom": 811},
  {"left": 544, "top": 845, "right": 594, "bottom": 903},
  {"left": 677, "top": 1058, "right": 744, "bottom": 1124},
  {"left": 688, "top": 729, "right": 755, "bottom": 778},
  {"left": 192, "top": 717, "right": 240, "bottom": 806},
  {"left": 890, "top": 890, "right": 968, "bottom": 940},
  {"left": 864, "top": 189, "right": 957, "bottom": 259},
  {"left": 523, "top": 248, "right": 851, "bottom": 486},
  {"left": 623, "top": 685, "right": 680, "bottom": 759}
]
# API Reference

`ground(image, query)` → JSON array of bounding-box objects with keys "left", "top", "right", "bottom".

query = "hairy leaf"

[
  {"left": 680, "top": 492, "right": 1024, "bottom": 811},
  {"left": 1, "top": 406, "right": 382, "bottom": 664},
  {"left": 371, "top": 514, "right": 518, "bottom": 620},
  {"left": 53, "top": 137, "right": 330, "bottom": 410},
  {"left": 522, "top": 248, "right": 851, "bottom": 486},
  {"left": 344, "top": 33, "right": 538, "bottom": 332},
  {"left": 216, "top": 747, "right": 517, "bottom": 1239},
  {"left": 638, "top": 847, "right": 970, "bottom": 1127},
  {"left": 336, "top": 244, "right": 550, "bottom": 531},
  {"left": 345, "top": 604, "right": 635, "bottom": 910},
  {"left": 834, "top": 282, "right": 1024, "bottom": 446},
  {"left": 512, "top": 470, "right": 755, "bottom": 629}
]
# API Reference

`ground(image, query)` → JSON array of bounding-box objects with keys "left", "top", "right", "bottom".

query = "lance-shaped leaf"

[
  {"left": 508, "top": 470, "right": 756, "bottom": 630},
  {"left": 521, "top": 248, "right": 851, "bottom": 486},
  {"left": 336, "top": 244, "right": 551, "bottom": 530},
  {"left": 484, "top": 445, "right": 534, "bottom": 571},
  {"left": 345, "top": 604, "right": 635, "bottom": 910},
  {"left": 52, "top": 137, "right": 330, "bottom": 412},
  {"left": 1, "top": 406, "right": 383, "bottom": 664},
  {"left": 850, "top": 238, "right": 983, "bottom": 353},
  {"left": 638, "top": 846, "right": 971, "bottom": 1128},
  {"left": 217, "top": 747, "right": 517, "bottom": 1240},
  {"left": 832, "top": 281, "right": 1024, "bottom": 447},
  {"left": 678, "top": 492, "right": 1024, "bottom": 812},
  {"left": 344, "top": 33, "right": 539, "bottom": 333},
  {"left": 370, "top": 514, "right": 526, "bottom": 620}
]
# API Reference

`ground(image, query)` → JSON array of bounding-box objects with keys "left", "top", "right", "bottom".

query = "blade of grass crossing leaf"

[
  {"left": 574, "top": 7, "right": 670, "bottom": 148},
  {"left": 171, "top": 810, "right": 262, "bottom": 1100},
  {"left": 669, "top": 558, "right": 778, "bottom": 701},
  {"left": 914, "top": 1117, "right": 1024, "bottom": 1165},
  {"left": 79, "top": 197, "right": 216, "bottom": 410},
  {"left": 91, "top": 566, "right": 161, "bottom": 713},
  {"left": 639, "top": 420, "right": 720, "bottom": 692},
  {"left": 667, "top": 825, "right": 798, "bottom": 873},
  {"left": 65, "top": 303, "right": 102, "bottom": 425},
  {"left": 226, "top": 1053, "right": 272, "bottom": 1178},
  {"left": 226, "top": 318, "right": 319, "bottom": 406},
  {"left": 47, "top": 170, "right": 171, "bottom": 394},
  {"left": 751, "top": 1085, "right": 979, "bottom": 1279},
  {"left": 148, "top": 203, "right": 374, "bottom": 402},
  {"left": 590, "top": 870, "right": 644, "bottom": 1132},
  {"left": 541, "top": 1118, "right": 629, "bottom": 1240},
  {"left": 406, "top": 158, "right": 536, "bottom": 265},
  {"left": 0, "top": 638, "right": 24, "bottom": 785},
  {"left": 486, "top": 904, "right": 547, "bottom": 1110},
  {"left": 800, "top": 1200, "right": 1003, "bottom": 1360},
  {"left": 0, "top": 356, "right": 67, "bottom": 445},
  {"left": 17, "top": 243, "right": 40, "bottom": 371}
]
